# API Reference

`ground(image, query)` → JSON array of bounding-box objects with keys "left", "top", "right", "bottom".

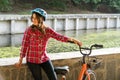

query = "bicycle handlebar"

[
  {"left": 79, "top": 44, "right": 103, "bottom": 55},
  {"left": 92, "top": 44, "right": 103, "bottom": 48}
]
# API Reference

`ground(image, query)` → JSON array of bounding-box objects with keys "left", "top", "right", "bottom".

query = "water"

[
  {"left": 58, "top": 28, "right": 120, "bottom": 38},
  {"left": 0, "top": 29, "right": 119, "bottom": 47},
  {"left": 0, "top": 34, "right": 23, "bottom": 47}
]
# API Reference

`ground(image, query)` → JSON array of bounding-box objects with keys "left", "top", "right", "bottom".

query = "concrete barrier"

[
  {"left": 0, "top": 48, "right": 120, "bottom": 80},
  {"left": 0, "top": 14, "right": 120, "bottom": 35}
]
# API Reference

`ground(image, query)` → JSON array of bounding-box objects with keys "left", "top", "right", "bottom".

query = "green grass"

[
  {"left": 0, "top": 30, "right": 120, "bottom": 58},
  {"left": 47, "top": 30, "right": 120, "bottom": 53}
]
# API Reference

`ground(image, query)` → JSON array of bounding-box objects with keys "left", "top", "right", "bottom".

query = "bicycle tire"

[{"left": 83, "top": 69, "right": 96, "bottom": 80}]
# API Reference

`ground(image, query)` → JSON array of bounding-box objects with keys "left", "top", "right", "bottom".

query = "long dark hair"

[{"left": 31, "top": 12, "right": 46, "bottom": 34}]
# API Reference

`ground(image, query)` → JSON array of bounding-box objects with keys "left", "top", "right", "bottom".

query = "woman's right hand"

[{"left": 14, "top": 58, "right": 23, "bottom": 68}]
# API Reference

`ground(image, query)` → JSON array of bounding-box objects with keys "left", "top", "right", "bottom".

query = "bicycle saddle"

[{"left": 54, "top": 66, "right": 69, "bottom": 75}]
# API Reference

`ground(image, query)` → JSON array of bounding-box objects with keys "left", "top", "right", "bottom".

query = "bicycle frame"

[
  {"left": 78, "top": 64, "right": 90, "bottom": 80},
  {"left": 55, "top": 44, "right": 103, "bottom": 80},
  {"left": 78, "top": 44, "right": 103, "bottom": 80},
  {"left": 77, "top": 54, "right": 90, "bottom": 80}
]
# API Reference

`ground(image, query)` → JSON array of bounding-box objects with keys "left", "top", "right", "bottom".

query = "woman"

[{"left": 15, "top": 8, "right": 82, "bottom": 80}]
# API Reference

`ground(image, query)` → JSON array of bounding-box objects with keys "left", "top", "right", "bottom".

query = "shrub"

[{"left": 0, "top": 0, "right": 12, "bottom": 12}]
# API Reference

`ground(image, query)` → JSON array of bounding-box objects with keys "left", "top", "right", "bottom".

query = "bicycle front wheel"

[{"left": 83, "top": 69, "right": 96, "bottom": 80}]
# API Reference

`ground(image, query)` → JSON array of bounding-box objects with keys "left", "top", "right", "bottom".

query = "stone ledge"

[
  {"left": 49, "top": 47, "right": 120, "bottom": 60},
  {"left": 0, "top": 47, "right": 120, "bottom": 66}
]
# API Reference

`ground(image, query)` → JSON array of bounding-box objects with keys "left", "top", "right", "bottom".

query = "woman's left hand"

[
  {"left": 73, "top": 39, "right": 82, "bottom": 46},
  {"left": 68, "top": 38, "right": 82, "bottom": 46}
]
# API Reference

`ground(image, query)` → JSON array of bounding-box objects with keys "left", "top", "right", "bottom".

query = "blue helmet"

[{"left": 31, "top": 8, "right": 47, "bottom": 21}]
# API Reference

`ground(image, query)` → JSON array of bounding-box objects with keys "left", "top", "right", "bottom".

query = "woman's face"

[{"left": 31, "top": 13, "right": 44, "bottom": 26}]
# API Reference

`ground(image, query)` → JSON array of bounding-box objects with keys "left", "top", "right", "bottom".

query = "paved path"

[{"left": 49, "top": 47, "right": 120, "bottom": 60}]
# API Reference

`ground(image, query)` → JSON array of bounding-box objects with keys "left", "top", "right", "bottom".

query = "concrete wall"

[
  {"left": 0, "top": 14, "right": 120, "bottom": 35},
  {"left": 0, "top": 48, "right": 120, "bottom": 80}
]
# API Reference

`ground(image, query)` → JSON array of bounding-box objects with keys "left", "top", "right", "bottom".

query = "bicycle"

[{"left": 54, "top": 44, "right": 103, "bottom": 80}]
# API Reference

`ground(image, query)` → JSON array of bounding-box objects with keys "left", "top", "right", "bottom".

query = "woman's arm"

[
  {"left": 15, "top": 27, "right": 31, "bottom": 68},
  {"left": 20, "top": 28, "right": 31, "bottom": 58},
  {"left": 47, "top": 27, "right": 82, "bottom": 46}
]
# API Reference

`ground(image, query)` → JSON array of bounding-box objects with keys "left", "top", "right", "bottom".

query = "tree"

[{"left": 0, "top": 0, "right": 12, "bottom": 12}]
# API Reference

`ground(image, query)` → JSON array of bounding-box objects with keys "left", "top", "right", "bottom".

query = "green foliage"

[
  {"left": 72, "top": 0, "right": 101, "bottom": 4},
  {"left": 32, "top": 0, "right": 66, "bottom": 11},
  {"left": 93, "top": 0, "right": 101, "bottom": 4},
  {"left": 0, "top": 0, "right": 12, "bottom": 11},
  {"left": 0, "top": 47, "right": 20, "bottom": 58},
  {"left": 109, "top": 0, "right": 120, "bottom": 12},
  {"left": 1, "top": 0, "right": 119, "bottom": 13},
  {"left": 49, "top": 0, "right": 66, "bottom": 11},
  {"left": 71, "top": 0, "right": 81, "bottom": 5},
  {"left": 71, "top": 0, "right": 102, "bottom": 11},
  {"left": 71, "top": 0, "right": 120, "bottom": 12}
]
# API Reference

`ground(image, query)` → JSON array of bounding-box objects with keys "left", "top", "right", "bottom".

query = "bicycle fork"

[{"left": 78, "top": 64, "right": 90, "bottom": 80}]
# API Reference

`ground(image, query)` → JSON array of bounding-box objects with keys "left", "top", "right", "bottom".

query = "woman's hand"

[
  {"left": 73, "top": 38, "right": 82, "bottom": 46},
  {"left": 14, "top": 57, "right": 23, "bottom": 68},
  {"left": 68, "top": 38, "right": 82, "bottom": 46}
]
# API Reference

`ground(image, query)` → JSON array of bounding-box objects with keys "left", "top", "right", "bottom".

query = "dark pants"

[{"left": 27, "top": 60, "right": 57, "bottom": 80}]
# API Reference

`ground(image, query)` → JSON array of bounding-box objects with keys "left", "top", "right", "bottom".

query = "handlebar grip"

[
  {"left": 80, "top": 47, "right": 90, "bottom": 50},
  {"left": 93, "top": 44, "right": 103, "bottom": 48}
]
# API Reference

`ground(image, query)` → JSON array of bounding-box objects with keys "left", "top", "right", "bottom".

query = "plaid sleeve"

[
  {"left": 48, "top": 27, "right": 69, "bottom": 42},
  {"left": 20, "top": 27, "right": 31, "bottom": 58}
]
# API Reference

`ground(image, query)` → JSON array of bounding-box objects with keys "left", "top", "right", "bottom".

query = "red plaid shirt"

[{"left": 20, "top": 26, "right": 69, "bottom": 64}]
